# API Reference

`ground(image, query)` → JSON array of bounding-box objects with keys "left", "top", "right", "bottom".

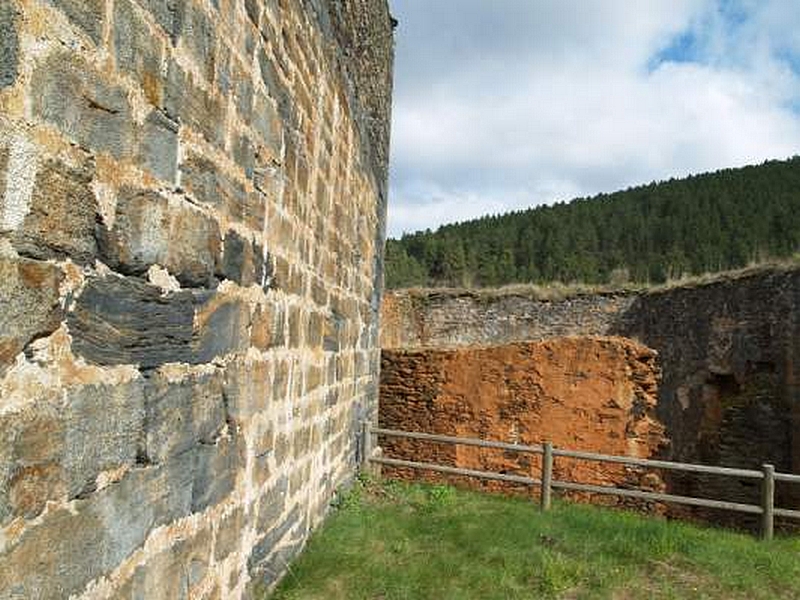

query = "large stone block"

[
  {"left": 220, "top": 230, "right": 263, "bottom": 287},
  {"left": 0, "top": 456, "right": 194, "bottom": 600},
  {"left": 47, "top": 0, "right": 104, "bottom": 45},
  {"left": 0, "top": 379, "right": 145, "bottom": 526},
  {"left": 113, "top": 0, "right": 164, "bottom": 106},
  {"left": 191, "top": 434, "right": 243, "bottom": 512},
  {"left": 62, "top": 381, "right": 146, "bottom": 498},
  {"left": 31, "top": 52, "right": 133, "bottom": 158},
  {"left": 173, "top": 0, "right": 216, "bottom": 81},
  {"left": 164, "top": 60, "right": 226, "bottom": 148},
  {"left": 143, "top": 369, "right": 226, "bottom": 463},
  {"left": 115, "top": 526, "right": 213, "bottom": 600},
  {"left": 68, "top": 276, "right": 258, "bottom": 368},
  {"left": 0, "top": 2, "right": 18, "bottom": 88},
  {"left": 138, "top": 109, "right": 180, "bottom": 183},
  {"left": 222, "top": 359, "right": 270, "bottom": 424},
  {"left": 11, "top": 156, "right": 97, "bottom": 263},
  {"left": 247, "top": 505, "right": 302, "bottom": 577},
  {"left": 0, "top": 256, "right": 64, "bottom": 375},
  {"left": 193, "top": 295, "right": 251, "bottom": 363},
  {"left": 67, "top": 276, "right": 196, "bottom": 368},
  {"left": 99, "top": 187, "right": 220, "bottom": 287}
]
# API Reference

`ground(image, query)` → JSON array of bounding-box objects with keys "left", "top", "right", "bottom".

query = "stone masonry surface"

[
  {"left": 0, "top": 0, "right": 393, "bottom": 598},
  {"left": 382, "top": 268, "right": 800, "bottom": 524}
]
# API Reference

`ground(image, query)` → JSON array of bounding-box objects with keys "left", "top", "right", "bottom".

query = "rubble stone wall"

[
  {"left": 0, "top": 0, "right": 393, "bottom": 598},
  {"left": 379, "top": 337, "right": 667, "bottom": 501},
  {"left": 381, "top": 269, "right": 800, "bottom": 519}
]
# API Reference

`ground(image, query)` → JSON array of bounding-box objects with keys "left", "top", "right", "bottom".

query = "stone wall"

[
  {"left": 382, "top": 268, "right": 800, "bottom": 520},
  {"left": 381, "top": 288, "right": 636, "bottom": 350},
  {"left": 0, "top": 0, "right": 393, "bottom": 598},
  {"left": 380, "top": 337, "right": 667, "bottom": 501}
]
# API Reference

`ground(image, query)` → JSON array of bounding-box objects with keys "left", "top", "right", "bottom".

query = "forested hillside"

[{"left": 386, "top": 157, "right": 800, "bottom": 288}]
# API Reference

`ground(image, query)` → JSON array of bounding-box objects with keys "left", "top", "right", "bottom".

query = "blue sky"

[{"left": 386, "top": 0, "right": 800, "bottom": 237}]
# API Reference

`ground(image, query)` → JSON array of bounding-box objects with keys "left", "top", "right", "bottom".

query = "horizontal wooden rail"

[
  {"left": 372, "top": 456, "right": 540, "bottom": 486},
  {"left": 364, "top": 423, "right": 800, "bottom": 538},
  {"left": 553, "top": 448, "right": 763, "bottom": 479},
  {"left": 552, "top": 480, "right": 763, "bottom": 514},
  {"left": 372, "top": 427, "right": 543, "bottom": 455}
]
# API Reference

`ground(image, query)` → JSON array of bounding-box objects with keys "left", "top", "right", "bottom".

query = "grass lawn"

[{"left": 270, "top": 477, "right": 800, "bottom": 600}]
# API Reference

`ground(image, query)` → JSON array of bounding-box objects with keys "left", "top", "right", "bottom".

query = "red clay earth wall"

[{"left": 379, "top": 337, "right": 668, "bottom": 506}]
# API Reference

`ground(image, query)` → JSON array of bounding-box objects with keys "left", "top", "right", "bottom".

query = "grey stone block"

[
  {"left": 67, "top": 276, "right": 196, "bottom": 368},
  {"left": 256, "top": 476, "right": 288, "bottom": 533},
  {"left": 138, "top": 110, "right": 179, "bottom": 183},
  {"left": 247, "top": 505, "right": 301, "bottom": 572},
  {"left": 63, "top": 381, "right": 146, "bottom": 499},
  {"left": 190, "top": 435, "right": 242, "bottom": 512},
  {"left": 31, "top": 51, "right": 133, "bottom": 159},
  {"left": 47, "top": 0, "right": 104, "bottom": 45},
  {"left": 0, "top": 456, "right": 193, "bottom": 600},
  {"left": 192, "top": 296, "right": 250, "bottom": 363},
  {"left": 144, "top": 369, "right": 226, "bottom": 463},
  {"left": 220, "top": 230, "right": 264, "bottom": 287},
  {"left": 173, "top": 0, "right": 216, "bottom": 81},
  {"left": 113, "top": 0, "right": 164, "bottom": 106},
  {"left": 98, "top": 187, "right": 220, "bottom": 287},
  {"left": 0, "top": 2, "right": 18, "bottom": 88},
  {"left": 11, "top": 156, "right": 98, "bottom": 263}
]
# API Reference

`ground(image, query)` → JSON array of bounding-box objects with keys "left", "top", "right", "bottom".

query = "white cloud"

[{"left": 387, "top": 0, "right": 800, "bottom": 237}]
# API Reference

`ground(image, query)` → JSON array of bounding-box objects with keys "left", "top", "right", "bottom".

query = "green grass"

[{"left": 270, "top": 478, "right": 800, "bottom": 600}]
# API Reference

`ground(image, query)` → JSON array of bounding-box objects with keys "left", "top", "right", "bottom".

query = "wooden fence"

[{"left": 360, "top": 421, "right": 800, "bottom": 540}]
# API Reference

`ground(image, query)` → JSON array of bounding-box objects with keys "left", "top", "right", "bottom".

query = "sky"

[{"left": 386, "top": 0, "right": 800, "bottom": 238}]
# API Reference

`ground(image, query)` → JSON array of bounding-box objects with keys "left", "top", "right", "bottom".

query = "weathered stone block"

[
  {"left": 138, "top": 109, "right": 180, "bottom": 183},
  {"left": 32, "top": 52, "right": 133, "bottom": 158},
  {"left": 173, "top": 0, "right": 216, "bottom": 82},
  {"left": 47, "top": 0, "right": 104, "bottom": 45},
  {"left": 214, "top": 505, "right": 243, "bottom": 562},
  {"left": 0, "top": 2, "right": 18, "bottom": 88},
  {"left": 247, "top": 505, "right": 301, "bottom": 574},
  {"left": 119, "top": 525, "right": 212, "bottom": 600},
  {"left": 220, "top": 230, "right": 264, "bottom": 287},
  {"left": 63, "top": 381, "right": 146, "bottom": 498},
  {"left": 0, "top": 379, "right": 145, "bottom": 525},
  {"left": 164, "top": 60, "right": 225, "bottom": 148},
  {"left": 0, "top": 456, "right": 193, "bottom": 600},
  {"left": 222, "top": 359, "right": 270, "bottom": 424},
  {"left": 114, "top": 0, "right": 164, "bottom": 106},
  {"left": 251, "top": 92, "right": 283, "bottom": 164},
  {"left": 256, "top": 475, "right": 288, "bottom": 532},
  {"left": 251, "top": 302, "right": 283, "bottom": 350},
  {"left": 68, "top": 276, "right": 196, "bottom": 368},
  {"left": 180, "top": 150, "right": 252, "bottom": 228},
  {"left": 99, "top": 187, "right": 220, "bottom": 287},
  {"left": 144, "top": 369, "right": 226, "bottom": 463},
  {"left": 138, "top": 0, "right": 181, "bottom": 41},
  {"left": 10, "top": 156, "right": 97, "bottom": 263},
  {"left": 192, "top": 295, "right": 251, "bottom": 363},
  {"left": 191, "top": 434, "right": 242, "bottom": 511},
  {"left": 0, "top": 256, "right": 64, "bottom": 375}
]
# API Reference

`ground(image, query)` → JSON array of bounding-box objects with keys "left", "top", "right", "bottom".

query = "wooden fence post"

[
  {"left": 761, "top": 463, "right": 775, "bottom": 541},
  {"left": 541, "top": 441, "right": 553, "bottom": 511},
  {"left": 361, "top": 420, "right": 372, "bottom": 471}
]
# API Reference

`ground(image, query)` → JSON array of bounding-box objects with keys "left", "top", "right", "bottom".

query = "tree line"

[{"left": 385, "top": 157, "right": 800, "bottom": 289}]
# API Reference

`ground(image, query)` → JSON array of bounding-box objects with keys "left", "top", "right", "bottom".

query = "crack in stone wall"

[{"left": 0, "top": 0, "right": 394, "bottom": 598}]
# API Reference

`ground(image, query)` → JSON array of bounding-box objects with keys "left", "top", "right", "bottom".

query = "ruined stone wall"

[
  {"left": 381, "top": 288, "right": 636, "bottom": 350},
  {"left": 0, "top": 0, "right": 393, "bottom": 598},
  {"left": 380, "top": 337, "right": 667, "bottom": 500},
  {"left": 381, "top": 268, "right": 800, "bottom": 519}
]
